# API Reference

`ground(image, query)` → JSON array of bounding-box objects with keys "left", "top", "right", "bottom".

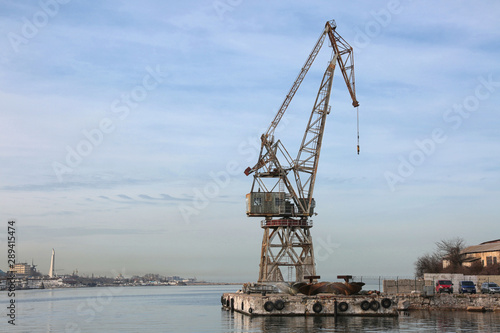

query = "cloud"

[
  {"left": 20, "top": 225, "right": 164, "bottom": 239},
  {"left": 0, "top": 177, "right": 157, "bottom": 192},
  {"left": 138, "top": 193, "right": 190, "bottom": 201}
]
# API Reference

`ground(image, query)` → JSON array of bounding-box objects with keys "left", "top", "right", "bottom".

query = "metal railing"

[
  {"left": 261, "top": 219, "right": 313, "bottom": 228},
  {"left": 352, "top": 276, "right": 424, "bottom": 294}
]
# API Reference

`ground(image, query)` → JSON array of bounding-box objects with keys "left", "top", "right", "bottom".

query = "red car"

[{"left": 436, "top": 280, "right": 453, "bottom": 293}]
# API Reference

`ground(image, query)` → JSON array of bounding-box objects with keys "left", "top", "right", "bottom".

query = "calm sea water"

[{"left": 2, "top": 285, "right": 500, "bottom": 332}]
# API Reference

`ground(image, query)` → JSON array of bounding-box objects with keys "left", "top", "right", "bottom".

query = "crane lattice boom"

[
  {"left": 243, "top": 20, "right": 359, "bottom": 283},
  {"left": 245, "top": 20, "right": 359, "bottom": 218}
]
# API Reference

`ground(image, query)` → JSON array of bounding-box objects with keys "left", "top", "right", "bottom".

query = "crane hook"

[{"left": 356, "top": 106, "right": 360, "bottom": 155}]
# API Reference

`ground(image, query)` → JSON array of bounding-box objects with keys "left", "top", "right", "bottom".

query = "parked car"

[
  {"left": 481, "top": 282, "right": 500, "bottom": 294},
  {"left": 458, "top": 281, "right": 476, "bottom": 294},
  {"left": 436, "top": 280, "right": 453, "bottom": 294}
]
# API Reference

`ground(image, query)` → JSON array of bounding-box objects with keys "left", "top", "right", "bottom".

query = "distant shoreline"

[{"left": 0, "top": 281, "right": 244, "bottom": 291}]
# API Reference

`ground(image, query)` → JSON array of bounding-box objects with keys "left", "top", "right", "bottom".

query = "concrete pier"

[{"left": 221, "top": 292, "right": 398, "bottom": 317}]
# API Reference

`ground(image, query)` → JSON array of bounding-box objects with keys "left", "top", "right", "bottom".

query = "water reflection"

[
  {"left": 226, "top": 311, "right": 400, "bottom": 332},
  {"left": 401, "top": 310, "right": 500, "bottom": 332},
  {"left": 224, "top": 310, "right": 500, "bottom": 333}
]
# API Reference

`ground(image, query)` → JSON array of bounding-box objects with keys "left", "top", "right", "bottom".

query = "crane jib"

[
  {"left": 244, "top": 19, "right": 361, "bottom": 284},
  {"left": 245, "top": 20, "right": 359, "bottom": 216}
]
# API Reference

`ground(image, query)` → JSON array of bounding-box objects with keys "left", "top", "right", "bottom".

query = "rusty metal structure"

[{"left": 244, "top": 20, "right": 359, "bottom": 283}]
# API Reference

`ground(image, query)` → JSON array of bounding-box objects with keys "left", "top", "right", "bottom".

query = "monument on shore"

[{"left": 49, "top": 248, "right": 55, "bottom": 278}]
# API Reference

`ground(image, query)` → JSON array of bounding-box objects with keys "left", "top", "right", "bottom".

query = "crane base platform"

[{"left": 221, "top": 292, "right": 398, "bottom": 317}]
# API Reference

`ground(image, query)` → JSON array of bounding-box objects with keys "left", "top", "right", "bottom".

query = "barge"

[
  {"left": 221, "top": 292, "right": 397, "bottom": 317},
  {"left": 222, "top": 278, "right": 398, "bottom": 317}
]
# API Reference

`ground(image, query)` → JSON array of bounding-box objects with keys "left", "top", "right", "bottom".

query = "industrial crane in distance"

[{"left": 244, "top": 20, "right": 359, "bottom": 284}]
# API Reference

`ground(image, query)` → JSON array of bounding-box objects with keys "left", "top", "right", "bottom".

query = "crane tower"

[{"left": 244, "top": 20, "right": 359, "bottom": 283}]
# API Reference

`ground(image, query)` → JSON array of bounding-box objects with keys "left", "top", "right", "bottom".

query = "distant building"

[
  {"left": 167, "top": 276, "right": 182, "bottom": 281},
  {"left": 461, "top": 239, "right": 500, "bottom": 267},
  {"left": 10, "top": 263, "right": 36, "bottom": 276}
]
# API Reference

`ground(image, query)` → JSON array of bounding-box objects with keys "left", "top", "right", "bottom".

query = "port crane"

[{"left": 244, "top": 20, "right": 359, "bottom": 283}]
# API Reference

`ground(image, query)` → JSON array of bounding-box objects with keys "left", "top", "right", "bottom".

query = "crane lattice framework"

[{"left": 244, "top": 20, "right": 359, "bottom": 283}]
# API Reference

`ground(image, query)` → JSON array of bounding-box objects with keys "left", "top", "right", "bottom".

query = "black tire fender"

[
  {"left": 360, "top": 300, "right": 370, "bottom": 311},
  {"left": 312, "top": 302, "right": 323, "bottom": 313},
  {"left": 274, "top": 299, "right": 285, "bottom": 311},
  {"left": 370, "top": 300, "right": 380, "bottom": 311},
  {"left": 338, "top": 301, "right": 349, "bottom": 312},
  {"left": 248, "top": 307, "right": 253, "bottom": 314},
  {"left": 381, "top": 298, "right": 392, "bottom": 309},
  {"left": 264, "top": 301, "right": 274, "bottom": 312}
]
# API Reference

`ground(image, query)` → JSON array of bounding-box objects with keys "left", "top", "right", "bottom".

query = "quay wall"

[{"left": 396, "top": 294, "right": 500, "bottom": 311}]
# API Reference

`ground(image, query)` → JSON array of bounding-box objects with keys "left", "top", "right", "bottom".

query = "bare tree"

[
  {"left": 414, "top": 237, "right": 467, "bottom": 277},
  {"left": 436, "top": 237, "right": 467, "bottom": 269},
  {"left": 415, "top": 252, "right": 442, "bottom": 277}
]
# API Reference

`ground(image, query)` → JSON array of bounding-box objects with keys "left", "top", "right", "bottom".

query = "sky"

[{"left": 1, "top": 0, "right": 499, "bottom": 282}]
